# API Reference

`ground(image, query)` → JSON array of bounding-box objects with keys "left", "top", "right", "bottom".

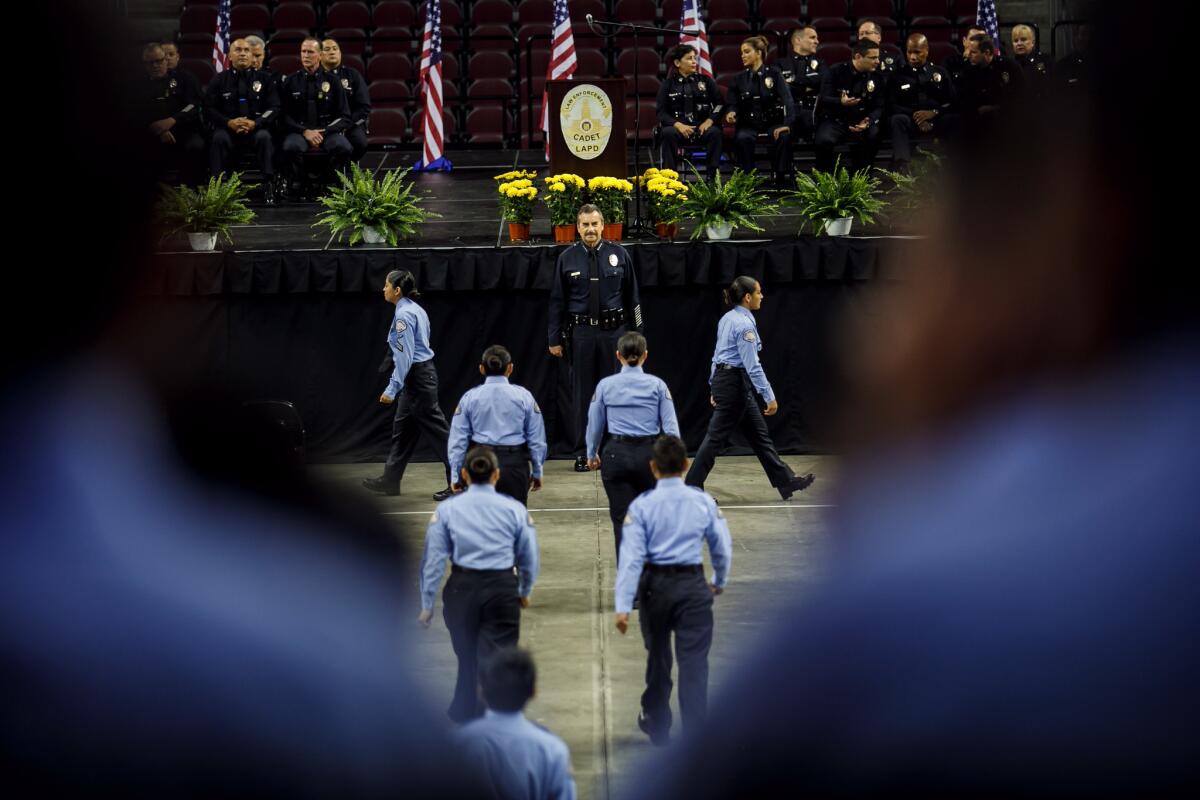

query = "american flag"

[
  {"left": 680, "top": 0, "right": 712, "bottom": 77},
  {"left": 212, "top": 0, "right": 231, "bottom": 73},
  {"left": 540, "top": 0, "right": 577, "bottom": 159},
  {"left": 977, "top": 0, "right": 1001, "bottom": 54},
  {"left": 414, "top": 0, "right": 452, "bottom": 171}
]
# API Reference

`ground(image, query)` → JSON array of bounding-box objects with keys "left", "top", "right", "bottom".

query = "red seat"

[
  {"left": 615, "top": 49, "right": 661, "bottom": 79},
  {"left": 710, "top": 19, "right": 751, "bottom": 35},
  {"left": 711, "top": 45, "right": 744, "bottom": 75},
  {"left": 373, "top": 1, "right": 415, "bottom": 29},
  {"left": 179, "top": 59, "right": 215, "bottom": 86},
  {"left": 624, "top": 99, "right": 658, "bottom": 138},
  {"left": 574, "top": 48, "right": 608, "bottom": 79},
  {"left": 411, "top": 107, "right": 458, "bottom": 144},
  {"left": 341, "top": 53, "right": 366, "bottom": 75},
  {"left": 271, "top": 4, "right": 316, "bottom": 32},
  {"left": 851, "top": 0, "right": 896, "bottom": 19},
  {"left": 367, "top": 52, "right": 413, "bottom": 82},
  {"left": 326, "top": 30, "right": 368, "bottom": 55},
  {"left": 907, "top": 0, "right": 949, "bottom": 16},
  {"left": 366, "top": 108, "right": 406, "bottom": 146},
  {"left": 471, "top": 0, "right": 515, "bottom": 26},
  {"left": 268, "top": 54, "right": 302, "bottom": 75},
  {"left": 369, "top": 80, "right": 412, "bottom": 105},
  {"left": 613, "top": 0, "right": 656, "bottom": 26},
  {"left": 806, "top": 0, "right": 849, "bottom": 17},
  {"left": 229, "top": 4, "right": 270, "bottom": 34},
  {"left": 179, "top": 6, "right": 217, "bottom": 42},
  {"left": 471, "top": 24, "right": 516, "bottom": 52},
  {"left": 468, "top": 51, "right": 514, "bottom": 80},
  {"left": 371, "top": 29, "right": 414, "bottom": 53},
  {"left": 813, "top": 17, "right": 853, "bottom": 43},
  {"left": 464, "top": 106, "right": 509, "bottom": 144},
  {"left": 910, "top": 17, "right": 955, "bottom": 43},
  {"left": 661, "top": 0, "right": 681, "bottom": 23},
  {"left": 817, "top": 42, "right": 853, "bottom": 64},
  {"left": 950, "top": 0, "right": 977, "bottom": 18},
  {"left": 467, "top": 77, "right": 514, "bottom": 99},
  {"left": 709, "top": 0, "right": 750, "bottom": 19},
  {"left": 928, "top": 41, "right": 958, "bottom": 64},
  {"left": 269, "top": 30, "right": 310, "bottom": 53},
  {"left": 417, "top": 1, "right": 463, "bottom": 28},
  {"left": 325, "top": 1, "right": 371, "bottom": 30}
]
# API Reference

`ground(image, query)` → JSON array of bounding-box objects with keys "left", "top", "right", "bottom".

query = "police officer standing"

[
  {"left": 548, "top": 204, "right": 643, "bottom": 473},
  {"left": 280, "top": 37, "right": 353, "bottom": 189},
  {"left": 1010, "top": 24, "right": 1053, "bottom": 99},
  {"left": 815, "top": 38, "right": 884, "bottom": 173},
  {"left": 724, "top": 35, "right": 795, "bottom": 185},
  {"left": 419, "top": 446, "right": 539, "bottom": 723},
  {"left": 586, "top": 332, "right": 681, "bottom": 558},
  {"left": 204, "top": 38, "right": 280, "bottom": 201},
  {"left": 957, "top": 34, "right": 1024, "bottom": 137},
  {"left": 449, "top": 345, "right": 547, "bottom": 506},
  {"left": 141, "top": 43, "right": 205, "bottom": 186},
  {"left": 320, "top": 38, "right": 371, "bottom": 164},
  {"left": 889, "top": 33, "right": 957, "bottom": 172},
  {"left": 362, "top": 270, "right": 455, "bottom": 501},
  {"left": 774, "top": 26, "right": 826, "bottom": 145},
  {"left": 615, "top": 435, "right": 731, "bottom": 745},
  {"left": 685, "top": 276, "right": 815, "bottom": 498},
  {"left": 656, "top": 44, "right": 723, "bottom": 178},
  {"left": 457, "top": 649, "right": 577, "bottom": 800}
]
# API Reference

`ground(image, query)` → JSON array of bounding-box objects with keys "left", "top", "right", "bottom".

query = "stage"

[{"left": 147, "top": 150, "right": 921, "bottom": 462}]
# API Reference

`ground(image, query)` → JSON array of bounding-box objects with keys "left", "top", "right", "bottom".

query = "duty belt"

[
  {"left": 570, "top": 308, "right": 625, "bottom": 330},
  {"left": 451, "top": 564, "right": 516, "bottom": 575},
  {"left": 609, "top": 434, "right": 658, "bottom": 443},
  {"left": 469, "top": 440, "right": 528, "bottom": 454},
  {"left": 644, "top": 563, "right": 704, "bottom": 574}
]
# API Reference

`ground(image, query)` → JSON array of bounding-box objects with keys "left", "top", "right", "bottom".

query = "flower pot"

[
  {"left": 823, "top": 217, "right": 853, "bottom": 236},
  {"left": 602, "top": 223, "right": 623, "bottom": 241},
  {"left": 704, "top": 221, "right": 733, "bottom": 240},
  {"left": 654, "top": 222, "right": 678, "bottom": 241},
  {"left": 362, "top": 225, "right": 387, "bottom": 244},
  {"left": 553, "top": 224, "right": 576, "bottom": 243},
  {"left": 508, "top": 222, "right": 531, "bottom": 242},
  {"left": 187, "top": 232, "right": 218, "bottom": 251}
]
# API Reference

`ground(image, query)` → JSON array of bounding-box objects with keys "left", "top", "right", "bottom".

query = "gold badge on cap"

[
  {"left": 252, "top": 80, "right": 262, "bottom": 92},
  {"left": 609, "top": 254, "right": 618, "bottom": 267},
  {"left": 321, "top": 81, "right": 331, "bottom": 93},
  {"left": 341, "top": 78, "right": 350, "bottom": 89},
  {"left": 764, "top": 76, "right": 774, "bottom": 89},
  {"left": 867, "top": 80, "right": 876, "bottom": 92}
]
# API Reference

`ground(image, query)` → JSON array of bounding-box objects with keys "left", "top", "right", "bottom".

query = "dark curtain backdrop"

[{"left": 144, "top": 238, "right": 908, "bottom": 461}]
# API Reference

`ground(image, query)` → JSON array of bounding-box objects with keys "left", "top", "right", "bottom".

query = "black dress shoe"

[
  {"left": 637, "top": 711, "right": 669, "bottom": 746},
  {"left": 574, "top": 456, "right": 590, "bottom": 472},
  {"left": 432, "top": 486, "right": 455, "bottom": 501},
  {"left": 362, "top": 476, "right": 399, "bottom": 496},
  {"left": 778, "top": 473, "right": 815, "bottom": 500},
  {"left": 263, "top": 181, "right": 276, "bottom": 206}
]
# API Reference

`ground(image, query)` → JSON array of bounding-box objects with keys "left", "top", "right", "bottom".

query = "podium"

[{"left": 546, "top": 79, "right": 627, "bottom": 178}]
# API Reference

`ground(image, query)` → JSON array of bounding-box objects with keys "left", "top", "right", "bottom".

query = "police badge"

[
  {"left": 252, "top": 80, "right": 262, "bottom": 92},
  {"left": 764, "top": 76, "right": 774, "bottom": 89},
  {"left": 609, "top": 254, "right": 618, "bottom": 267},
  {"left": 698, "top": 81, "right": 706, "bottom": 93},
  {"left": 169, "top": 78, "right": 177, "bottom": 90},
  {"left": 933, "top": 72, "right": 942, "bottom": 83},
  {"left": 867, "top": 80, "right": 875, "bottom": 92},
  {"left": 1037, "top": 62, "right": 1046, "bottom": 73},
  {"left": 341, "top": 78, "right": 350, "bottom": 89},
  {"left": 321, "top": 81, "right": 331, "bottom": 93},
  {"left": 810, "top": 59, "right": 818, "bottom": 70},
  {"left": 1001, "top": 71, "right": 1010, "bottom": 84}
]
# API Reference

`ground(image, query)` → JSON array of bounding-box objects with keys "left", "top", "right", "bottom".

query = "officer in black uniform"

[
  {"left": 943, "top": 25, "right": 986, "bottom": 85},
  {"left": 957, "top": 34, "right": 1024, "bottom": 138},
  {"left": 774, "top": 25, "right": 826, "bottom": 145},
  {"left": 1010, "top": 24, "right": 1053, "bottom": 100},
  {"left": 857, "top": 19, "right": 897, "bottom": 82},
  {"left": 160, "top": 41, "right": 204, "bottom": 111},
  {"left": 280, "top": 37, "right": 353, "bottom": 190},
  {"left": 815, "top": 38, "right": 884, "bottom": 173},
  {"left": 889, "top": 33, "right": 957, "bottom": 171},
  {"left": 1055, "top": 25, "right": 1092, "bottom": 97},
  {"left": 547, "top": 204, "right": 643, "bottom": 473},
  {"left": 321, "top": 38, "right": 371, "bottom": 164},
  {"left": 656, "top": 44, "right": 723, "bottom": 177},
  {"left": 204, "top": 38, "right": 280, "bottom": 201},
  {"left": 141, "top": 43, "right": 205, "bottom": 186},
  {"left": 724, "top": 35, "right": 795, "bottom": 185}
]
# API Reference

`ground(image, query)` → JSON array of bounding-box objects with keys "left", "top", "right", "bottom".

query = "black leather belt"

[
  {"left": 610, "top": 434, "right": 657, "bottom": 443},
  {"left": 451, "top": 564, "right": 515, "bottom": 575},
  {"left": 569, "top": 308, "right": 625, "bottom": 330},
  {"left": 469, "top": 441, "right": 528, "bottom": 454},
  {"left": 644, "top": 563, "right": 703, "bottom": 574},
  {"left": 715, "top": 363, "right": 743, "bottom": 371}
]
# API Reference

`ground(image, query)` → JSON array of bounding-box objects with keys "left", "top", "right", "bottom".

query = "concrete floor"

[{"left": 315, "top": 454, "right": 836, "bottom": 800}]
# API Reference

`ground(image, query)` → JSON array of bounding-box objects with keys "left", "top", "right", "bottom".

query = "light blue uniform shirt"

[
  {"left": 710, "top": 305, "right": 774, "bottom": 403},
  {"left": 615, "top": 477, "right": 732, "bottom": 613},
  {"left": 384, "top": 297, "right": 435, "bottom": 401},
  {"left": 449, "top": 376, "right": 548, "bottom": 481},
  {"left": 419, "top": 484, "right": 539, "bottom": 611},
  {"left": 457, "top": 710, "right": 577, "bottom": 800},
  {"left": 585, "top": 365, "right": 681, "bottom": 460}
]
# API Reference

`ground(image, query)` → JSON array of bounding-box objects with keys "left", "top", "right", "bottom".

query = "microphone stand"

[{"left": 585, "top": 17, "right": 705, "bottom": 238}]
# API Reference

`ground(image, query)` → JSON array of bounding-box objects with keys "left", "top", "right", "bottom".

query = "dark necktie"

[
  {"left": 306, "top": 74, "right": 319, "bottom": 128},
  {"left": 588, "top": 247, "right": 601, "bottom": 321},
  {"left": 683, "top": 78, "right": 695, "bottom": 123}
]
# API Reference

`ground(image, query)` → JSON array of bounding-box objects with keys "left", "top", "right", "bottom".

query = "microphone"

[{"left": 586, "top": 13, "right": 593, "bottom": 23}]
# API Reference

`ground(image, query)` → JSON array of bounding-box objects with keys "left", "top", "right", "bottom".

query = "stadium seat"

[
  {"left": 366, "top": 108, "right": 406, "bottom": 146},
  {"left": 179, "top": 59, "right": 215, "bottom": 86},
  {"left": 615, "top": 49, "right": 661, "bottom": 79},
  {"left": 369, "top": 79, "right": 412, "bottom": 107},
  {"left": 574, "top": 48, "right": 608, "bottom": 79},
  {"left": 341, "top": 53, "right": 366, "bottom": 75},
  {"left": 179, "top": 6, "right": 217, "bottom": 44},
  {"left": 472, "top": 24, "right": 517, "bottom": 53},
  {"left": 326, "top": 29, "right": 368, "bottom": 55},
  {"left": 711, "top": 45, "right": 744, "bottom": 74},
  {"left": 468, "top": 51, "right": 515, "bottom": 81},
  {"left": 805, "top": 0, "right": 849, "bottom": 17},
  {"left": 910, "top": 17, "right": 955, "bottom": 43},
  {"left": 817, "top": 42, "right": 853, "bottom": 64},
  {"left": 271, "top": 4, "right": 316, "bottom": 33},
  {"left": 851, "top": 0, "right": 896, "bottom": 20},
  {"left": 464, "top": 105, "right": 512, "bottom": 145},
  {"left": 373, "top": 1, "right": 416, "bottom": 30},
  {"left": 268, "top": 54, "right": 302, "bottom": 75},
  {"left": 367, "top": 52, "right": 413, "bottom": 82},
  {"left": 813, "top": 17, "right": 853, "bottom": 43},
  {"left": 613, "top": 0, "right": 657, "bottom": 26},
  {"left": 709, "top": 0, "right": 750, "bottom": 20},
  {"left": 906, "top": 0, "right": 949, "bottom": 16},
  {"left": 325, "top": 2, "right": 371, "bottom": 31},
  {"left": 229, "top": 4, "right": 270, "bottom": 34},
  {"left": 472, "top": 0, "right": 516, "bottom": 27}
]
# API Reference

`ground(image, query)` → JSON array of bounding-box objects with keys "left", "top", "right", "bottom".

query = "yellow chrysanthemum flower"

[{"left": 659, "top": 169, "right": 678, "bottom": 179}]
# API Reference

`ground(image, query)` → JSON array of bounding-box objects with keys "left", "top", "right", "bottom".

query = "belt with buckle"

[
  {"left": 644, "top": 563, "right": 703, "bottom": 574},
  {"left": 451, "top": 564, "right": 516, "bottom": 575}
]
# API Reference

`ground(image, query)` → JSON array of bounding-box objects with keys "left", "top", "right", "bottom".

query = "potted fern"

[
  {"left": 876, "top": 149, "right": 945, "bottom": 226},
  {"left": 157, "top": 173, "right": 256, "bottom": 251},
  {"left": 680, "top": 167, "right": 778, "bottom": 240},
  {"left": 785, "top": 163, "right": 886, "bottom": 236},
  {"left": 315, "top": 164, "right": 439, "bottom": 246}
]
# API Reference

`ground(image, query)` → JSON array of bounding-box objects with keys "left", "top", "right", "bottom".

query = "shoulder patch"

[
  {"left": 533, "top": 402, "right": 542, "bottom": 414},
  {"left": 623, "top": 514, "right": 633, "bottom": 525},
  {"left": 453, "top": 405, "right": 462, "bottom": 415},
  {"left": 743, "top": 330, "right": 756, "bottom": 342},
  {"left": 527, "top": 514, "right": 535, "bottom": 526},
  {"left": 395, "top": 320, "right": 407, "bottom": 333},
  {"left": 665, "top": 387, "right": 673, "bottom": 400},
  {"left": 429, "top": 511, "right": 438, "bottom": 523}
]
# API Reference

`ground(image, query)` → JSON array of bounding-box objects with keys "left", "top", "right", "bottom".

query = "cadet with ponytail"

[
  {"left": 362, "top": 270, "right": 455, "bottom": 500},
  {"left": 418, "top": 444, "right": 540, "bottom": 722},
  {"left": 447, "top": 344, "right": 548, "bottom": 506}
]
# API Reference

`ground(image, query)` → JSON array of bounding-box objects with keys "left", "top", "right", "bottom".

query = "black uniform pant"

[
  {"left": 472, "top": 443, "right": 532, "bottom": 506},
  {"left": 789, "top": 105, "right": 818, "bottom": 144},
  {"left": 814, "top": 118, "right": 881, "bottom": 173},
  {"left": 638, "top": 566, "right": 714, "bottom": 735},
  {"left": 569, "top": 323, "right": 625, "bottom": 455},
  {"left": 660, "top": 125, "right": 722, "bottom": 177},
  {"left": 601, "top": 437, "right": 657, "bottom": 558},
  {"left": 733, "top": 125, "right": 793, "bottom": 178},
  {"left": 889, "top": 112, "right": 960, "bottom": 165},
  {"left": 383, "top": 359, "right": 452, "bottom": 487},
  {"left": 209, "top": 127, "right": 276, "bottom": 178},
  {"left": 442, "top": 567, "right": 521, "bottom": 722},
  {"left": 282, "top": 131, "right": 353, "bottom": 178},
  {"left": 686, "top": 367, "right": 794, "bottom": 490},
  {"left": 151, "top": 130, "right": 206, "bottom": 186},
  {"left": 346, "top": 125, "right": 369, "bottom": 163}
]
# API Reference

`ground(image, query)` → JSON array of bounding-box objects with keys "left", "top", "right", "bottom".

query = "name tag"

[{"left": 900, "top": 83, "right": 912, "bottom": 90}]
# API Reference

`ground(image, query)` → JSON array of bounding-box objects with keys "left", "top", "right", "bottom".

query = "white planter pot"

[
  {"left": 187, "top": 232, "right": 218, "bottom": 251},
  {"left": 705, "top": 221, "right": 733, "bottom": 240},
  {"left": 362, "top": 226, "right": 387, "bottom": 244},
  {"left": 823, "top": 217, "right": 853, "bottom": 236}
]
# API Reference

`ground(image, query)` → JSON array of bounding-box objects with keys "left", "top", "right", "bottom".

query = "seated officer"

[
  {"left": 724, "top": 35, "right": 795, "bottom": 186},
  {"left": 141, "top": 43, "right": 205, "bottom": 186},
  {"left": 815, "top": 38, "right": 884, "bottom": 173},
  {"left": 856, "top": 19, "right": 897, "bottom": 79},
  {"left": 656, "top": 44, "right": 723, "bottom": 177},
  {"left": 280, "top": 37, "right": 353, "bottom": 192},
  {"left": 160, "top": 41, "right": 203, "bottom": 108},
  {"left": 774, "top": 25, "right": 826, "bottom": 144},
  {"left": 944, "top": 24, "right": 986, "bottom": 85},
  {"left": 957, "top": 34, "right": 1024, "bottom": 137},
  {"left": 320, "top": 38, "right": 371, "bottom": 164},
  {"left": 204, "top": 38, "right": 280, "bottom": 202},
  {"left": 889, "top": 33, "right": 957, "bottom": 171},
  {"left": 457, "top": 649, "right": 577, "bottom": 800},
  {"left": 1011, "top": 24, "right": 1053, "bottom": 99}
]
